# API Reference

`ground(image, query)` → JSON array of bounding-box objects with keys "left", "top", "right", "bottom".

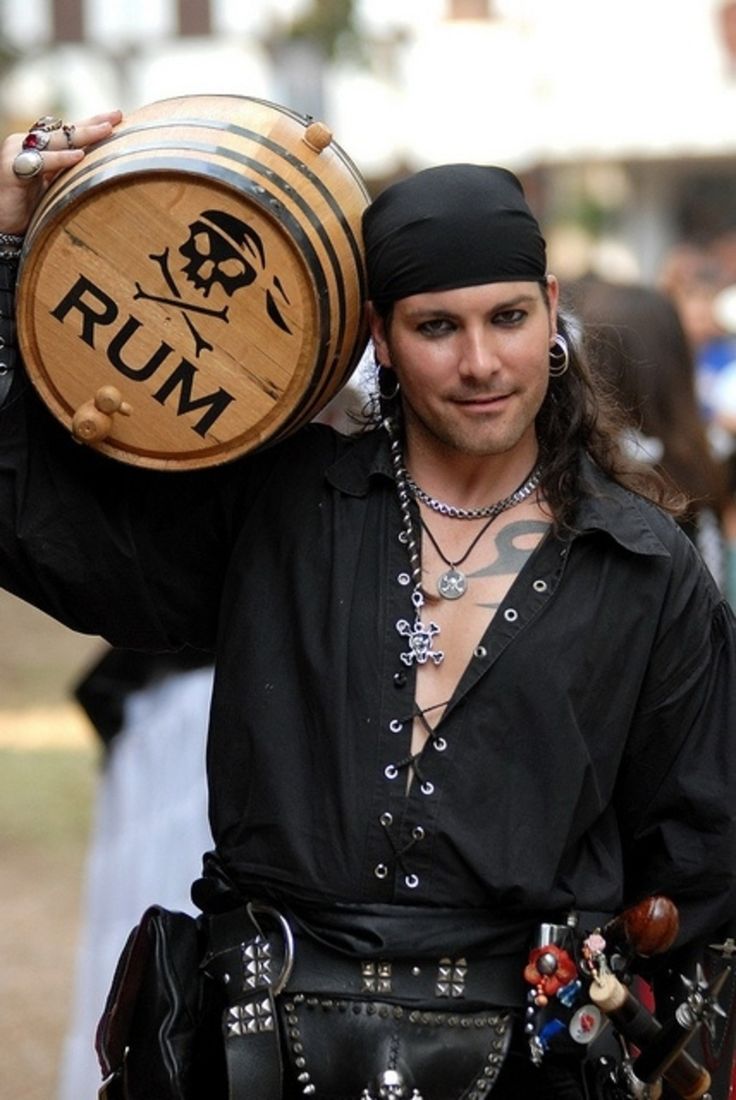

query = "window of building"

[
  {"left": 53, "top": 0, "right": 83, "bottom": 42},
  {"left": 447, "top": 0, "right": 492, "bottom": 19}
]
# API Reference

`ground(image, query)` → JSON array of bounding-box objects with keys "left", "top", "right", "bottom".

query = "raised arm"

[{"left": 0, "top": 110, "right": 236, "bottom": 651}]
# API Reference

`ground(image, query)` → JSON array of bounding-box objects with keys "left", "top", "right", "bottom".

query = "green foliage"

[{"left": 283, "top": 0, "right": 361, "bottom": 61}]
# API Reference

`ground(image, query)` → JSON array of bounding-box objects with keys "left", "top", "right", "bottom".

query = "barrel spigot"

[{"left": 72, "top": 385, "right": 133, "bottom": 443}]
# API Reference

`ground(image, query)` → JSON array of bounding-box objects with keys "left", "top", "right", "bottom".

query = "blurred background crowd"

[{"left": 3, "top": 2, "right": 736, "bottom": 1098}]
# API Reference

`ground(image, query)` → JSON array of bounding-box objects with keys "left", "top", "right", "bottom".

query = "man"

[{"left": 0, "top": 119, "right": 735, "bottom": 1099}]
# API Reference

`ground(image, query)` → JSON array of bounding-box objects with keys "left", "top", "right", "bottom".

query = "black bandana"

[{"left": 362, "top": 164, "right": 546, "bottom": 305}]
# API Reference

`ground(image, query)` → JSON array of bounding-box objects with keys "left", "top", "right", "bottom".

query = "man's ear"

[
  {"left": 366, "top": 301, "right": 389, "bottom": 365},
  {"left": 546, "top": 274, "right": 560, "bottom": 337}
]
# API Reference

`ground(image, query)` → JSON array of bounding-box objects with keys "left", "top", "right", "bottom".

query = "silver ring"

[
  {"left": 30, "top": 115, "right": 62, "bottom": 132},
  {"left": 22, "top": 129, "right": 52, "bottom": 151},
  {"left": 12, "top": 149, "right": 44, "bottom": 180}
]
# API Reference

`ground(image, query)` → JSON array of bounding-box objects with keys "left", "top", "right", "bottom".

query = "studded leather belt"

[
  {"left": 203, "top": 903, "right": 521, "bottom": 1100},
  {"left": 204, "top": 903, "right": 527, "bottom": 1010}
]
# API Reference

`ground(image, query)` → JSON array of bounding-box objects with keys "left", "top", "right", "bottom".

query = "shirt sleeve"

[
  {"left": 0, "top": 364, "right": 240, "bottom": 651},
  {"left": 615, "top": 532, "right": 736, "bottom": 948}
]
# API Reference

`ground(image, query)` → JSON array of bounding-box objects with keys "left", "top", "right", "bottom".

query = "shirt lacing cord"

[
  {"left": 378, "top": 807, "right": 427, "bottom": 888},
  {"left": 384, "top": 744, "right": 433, "bottom": 791},
  {"left": 384, "top": 703, "right": 448, "bottom": 790}
]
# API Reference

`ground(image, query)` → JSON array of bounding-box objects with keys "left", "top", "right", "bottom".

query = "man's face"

[{"left": 369, "top": 278, "right": 559, "bottom": 464}]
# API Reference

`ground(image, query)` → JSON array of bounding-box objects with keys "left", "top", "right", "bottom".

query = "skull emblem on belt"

[{"left": 360, "top": 1069, "right": 423, "bottom": 1099}]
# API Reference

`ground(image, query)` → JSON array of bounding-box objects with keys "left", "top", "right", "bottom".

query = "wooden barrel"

[{"left": 16, "top": 95, "right": 370, "bottom": 470}]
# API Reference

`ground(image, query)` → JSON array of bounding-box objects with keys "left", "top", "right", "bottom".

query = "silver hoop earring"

[
  {"left": 377, "top": 363, "right": 401, "bottom": 402},
  {"left": 549, "top": 333, "right": 570, "bottom": 378}
]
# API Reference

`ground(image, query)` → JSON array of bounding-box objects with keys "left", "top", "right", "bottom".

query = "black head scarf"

[{"left": 362, "top": 164, "right": 547, "bottom": 306}]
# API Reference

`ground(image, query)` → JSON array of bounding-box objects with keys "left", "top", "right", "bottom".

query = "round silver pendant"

[{"left": 437, "top": 567, "right": 467, "bottom": 600}]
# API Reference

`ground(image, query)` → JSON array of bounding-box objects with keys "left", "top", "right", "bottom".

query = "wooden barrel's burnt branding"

[{"left": 16, "top": 96, "right": 369, "bottom": 469}]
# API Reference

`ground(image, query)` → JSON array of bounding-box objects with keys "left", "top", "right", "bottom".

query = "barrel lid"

[{"left": 16, "top": 96, "right": 369, "bottom": 470}]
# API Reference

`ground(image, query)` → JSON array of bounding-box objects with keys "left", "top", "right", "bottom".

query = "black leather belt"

[
  {"left": 203, "top": 903, "right": 522, "bottom": 1100},
  {"left": 204, "top": 903, "right": 527, "bottom": 1010},
  {"left": 201, "top": 902, "right": 614, "bottom": 1099}
]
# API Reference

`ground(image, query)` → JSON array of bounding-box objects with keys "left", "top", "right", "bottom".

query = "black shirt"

[{"left": 1, "top": 382, "right": 735, "bottom": 952}]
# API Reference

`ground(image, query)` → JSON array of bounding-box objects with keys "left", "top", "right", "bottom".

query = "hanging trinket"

[
  {"left": 523, "top": 925, "right": 586, "bottom": 1064},
  {"left": 524, "top": 943, "right": 579, "bottom": 1007}
]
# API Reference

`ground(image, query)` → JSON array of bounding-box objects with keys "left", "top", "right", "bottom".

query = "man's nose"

[{"left": 458, "top": 330, "right": 499, "bottom": 380}]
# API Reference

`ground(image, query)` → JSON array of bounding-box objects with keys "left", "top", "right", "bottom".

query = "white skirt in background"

[{"left": 57, "top": 663, "right": 215, "bottom": 1100}]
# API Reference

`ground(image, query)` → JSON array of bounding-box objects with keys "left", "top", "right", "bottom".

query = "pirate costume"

[{"left": 0, "top": 166, "right": 735, "bottom": 1099}]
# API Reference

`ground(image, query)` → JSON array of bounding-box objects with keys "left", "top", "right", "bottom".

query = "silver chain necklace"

[{"left": 405, "top": 468, "right": 541, "bottom": 520}]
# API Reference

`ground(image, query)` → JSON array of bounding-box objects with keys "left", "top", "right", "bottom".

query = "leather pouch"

[
  {"left": 95, "top": 905, "right": 225, "bottom": 1100},
  {"left": 277, "top": 994, "right": 512, "bottom": 1099}
]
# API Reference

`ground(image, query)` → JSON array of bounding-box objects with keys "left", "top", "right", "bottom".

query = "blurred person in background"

[
  {"left": 658, "top": 239, "right": 736, "bottom": 466},
  {"left": 570, "top": 277, "right": 736, "bottom": 605},
  {"left": 58, "top": 647, "right": 214, "bottom": 1100}
]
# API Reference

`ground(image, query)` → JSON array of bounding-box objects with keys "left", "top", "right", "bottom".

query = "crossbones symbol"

[
  {"left": 133, "top": 209, "right": 293, "bottom": 359},
  {"left": 134, "top": 248, "right": 228, "bottom": 357}
]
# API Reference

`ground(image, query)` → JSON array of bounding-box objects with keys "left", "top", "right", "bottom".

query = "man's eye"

[
  {"left": 494, "top": 309, "right": 526, "bottom": 326},
  {"left": 418, "top": 318, "right": 454, "bottom": 336}
]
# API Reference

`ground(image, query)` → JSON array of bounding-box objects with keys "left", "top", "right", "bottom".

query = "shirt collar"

[
  {"left": 326, "top": 431, "right": 671, "bottom": 560},
  {"left": 325, "top": 426, "right": 395, "bottom": 496},
  {"left": 572, "top": 455, "right": 671, "bottom": 558}
]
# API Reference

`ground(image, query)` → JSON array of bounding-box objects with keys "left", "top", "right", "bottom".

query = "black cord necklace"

[
  {"left": 421, "top": 514, "right": 498, "bottom": 600},
  {"left": 419, "top": 465, "right": 541, "bottom": 600}
]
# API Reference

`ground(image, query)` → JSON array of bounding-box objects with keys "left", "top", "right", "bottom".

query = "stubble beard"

[{"left": 401, "top": 395, "right": 539, "bottom": 462}]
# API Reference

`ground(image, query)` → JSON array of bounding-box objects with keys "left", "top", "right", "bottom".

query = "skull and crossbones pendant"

[{"left": 396, "top": 590, "right": 443, "bottom": 667}]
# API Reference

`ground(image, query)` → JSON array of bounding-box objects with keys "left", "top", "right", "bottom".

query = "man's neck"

[{"left": 402, "top": 438, "right": 540, "bottom": 513}]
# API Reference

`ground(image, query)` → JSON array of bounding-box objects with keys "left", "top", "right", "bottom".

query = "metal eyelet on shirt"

[
  {"left": 380, "top": 811, "right": 393, "bottom": 827},
  {"left": 412, "top": 825, "right": 426, "bottom": 841},
  {"left": 473, "top": 644, "right": 488, "bottom": 659},
  {"left": 389, "top": 719, "right": 403, "bottom": 733},
  {"left": 397, "top": 572, "right": 411, "bottom": 586},
  {"left": 433, "top": 737, "right": 448, "bottom": 752},
  {"left": 420, "top": 780, "right": 435, "bottom": 796},
  {"left": 398, "top": 530, "right": 409, "bottom": 544},
  {"left": 503, "top": 608, "right": 519, "bottom": 623},
  {"left": 405, "top": 874, "right": 420, "bottom": 889},
  {"left": 385, "top": 764, "right": 399, "bottom": 780},
  {"left": 532, "top": 579, "right": 548, "bottom": 593},
  {"left": 374, "top": 863, "right": 389, "bottom": 880}
]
